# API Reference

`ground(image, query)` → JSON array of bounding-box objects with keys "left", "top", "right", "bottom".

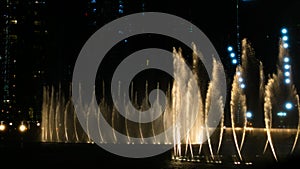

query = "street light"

[
  {"left": 0, "top": 121, "right": 6, "bottom": 132},
  {"left": 18, "top": 122, "right": 27, "bottom": 133}
]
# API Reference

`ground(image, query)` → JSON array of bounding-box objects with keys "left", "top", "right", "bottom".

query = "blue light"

[
  {"left": 230, "top": 53, "right": 235, "bottom": 58},
  {"left": 283, "top": 57, "right": 289, "bottom": 62},
  {"left": 277, "top": 112, "right": 287, "bottom": 117},
  {"left": 118, "top": 0, "right": 124, "bottom": 14},
  {"left": 282, "top": 35, "right": 288, "bottom": 41},
  {"left": 91, "top": 0, "right": 96, "bottom": 3},
  {"left": 285, "top": 78, "right": 291, "bottom": 84},
  {"left": 284, "top": 64, "right": 290, "bottom": 69},
  {"left": 283, "top": 43, "right": 289, "bottom": 48},
  {"left": 227, "top": 46, "right": 233, "bottom": 52},
  {"left": 232, "top": 59, "right": 237, "bottom": 64},
  {"left": 281, "top": 28, "right": 288, "bottom": 34},
  {"left": 285, "top": 102, "right": 293, "bottom": 110},
  {"left": 246, "top": 111, "right": 253, "bottom": 118},
  {"left": 284, "top": 72, "right": 290, "bottom": 77},
  {"left": 240, "top": 83, "right": 246, "bottom": 89},
  {"left": 238, "top": 77, "right": 243, "bottom": 82}
]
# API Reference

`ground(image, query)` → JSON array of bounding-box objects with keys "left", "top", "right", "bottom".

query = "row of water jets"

[{"left": 41, "top": 38, "right": 300, "bottom": 162}]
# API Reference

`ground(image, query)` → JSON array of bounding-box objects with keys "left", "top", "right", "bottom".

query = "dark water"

[{"left": 0, "top": 142, "right": 299, "bottom": 169}]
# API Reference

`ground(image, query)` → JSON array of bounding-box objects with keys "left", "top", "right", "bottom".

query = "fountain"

[
  {"left": 262, "top": 38, "right": 300, "bottom": 161},
  {"left": 40, "top": 37, "right": 300, "bottom": 165},
  {"left": 41, "top": 84, "right": 90, "bottom": 143}
]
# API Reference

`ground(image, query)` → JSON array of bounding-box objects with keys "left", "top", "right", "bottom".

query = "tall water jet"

[
  {"left": 171, "top": 43, "right": 225, "bottom": 160},
  {"left": 259, "top": 61, "right": 265, "bottom": 118},
  {"left": 264, "top": 76, "right": 278, "bottom": 161},
  {"left": 190, "top": 44, "right": 205, "bottom": 156},
  {"left": 263, "top": 38, "right": 299, "bottom": 161},
  {"left": 240, "top": 38, "right": 263, "bottom": 127},
  {"left": 230, "top": 65, "right": 247, "bottom": 161},
  {"left": 271, "top": 38, "right": 299, "bottom": 128},
  {"left": 203, "top": 57, "right": 225, "bottom": 159},
  {"left": 291, "top": 94, "right": 300, "bottom": 153},
  {"left": 41, "top": 84, "right": 89, "bottom": 143},
  {"left": 171, "top": 46, "right": 202, "bottom": 158}
]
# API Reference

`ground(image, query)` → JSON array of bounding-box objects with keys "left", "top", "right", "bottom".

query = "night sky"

[{"left": 44, "top": 0, "right": 300, "bottom": 83}]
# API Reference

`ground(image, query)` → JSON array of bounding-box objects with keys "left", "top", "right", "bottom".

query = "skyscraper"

[
  {"left": 0, "top": 0, "right": 48, "bottom": 124},
  {"left": 1, "top": 0, "right": 19, "bottom": 122}
]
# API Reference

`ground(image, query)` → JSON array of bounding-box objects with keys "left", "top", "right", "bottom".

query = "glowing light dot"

[
  {"left": 283, "top": 43, "right": 289, "bottom": 48},
  {"left": 285, "top": 78, "right": 291, "bottom": 84},
  {"left": 19, "top": 124, "right": 27, "bottom": 132},
  {"left": 240, "top": 83, "right": 246, "bottom": 89},
  {"left": 284, "top": 72, "right": 290, "bottom": 77},
  {"left": 246, "top": 111, "right": 252, "bottom": 118},
  {"left": 281, "top": 28, "right": 288, "bottom": 34},
  {"left": 238, "top": 77, "right": 243, "bottom": 82},
  {"left": 232, "top": 59, "right": 237, "bottom": 64},
  {"left": 227, "top": 46, "right": 233, "bottom": 52},
  {"left": 282, "top": 35, "right": 288, "bottom": 41},
  {"left": 283, "top": 57, "right": 289, "bottom": 62},
  {"left": 285, "top": 102, "right": 293, "bottom": 110},
  {"left": 0, "top": 124, "right": 5, "bottom": 131},
  {"left": 284, "top": 64, "right": 290, "bottom": 69},
  {"left": 230, "top": 53, "right": 235, "bottom": 58}
]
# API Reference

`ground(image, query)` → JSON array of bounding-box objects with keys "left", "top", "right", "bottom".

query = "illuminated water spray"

[
  {"left": 291, "top": 95, "right": 300, "bottom": 153},
  {"left": 262, "top": 35, "right": 300, "bottom": 161},
  {"left": 263, "top": 77, "right": 278, "bottom": 161},
  {"left": 230, "top": 65, "right": 247, "bottom": 161},
  {"left": 171, "top": 46, "right": 203, "bottom": 158},
  {"left": 39, "top": 28, "right": 300, "bottom": 163}
]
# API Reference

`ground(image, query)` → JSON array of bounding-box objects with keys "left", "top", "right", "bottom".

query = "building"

[
  {"left": 0, "top": 0, "right": 18, "bottom": 122},
  {"left": 0, "top": 0, "right": 48, "bottom": 125}
]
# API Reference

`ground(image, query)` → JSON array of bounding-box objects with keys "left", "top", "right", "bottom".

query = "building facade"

[{"left": 0, "top": 0, "right": 48, "bottom": 124}]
